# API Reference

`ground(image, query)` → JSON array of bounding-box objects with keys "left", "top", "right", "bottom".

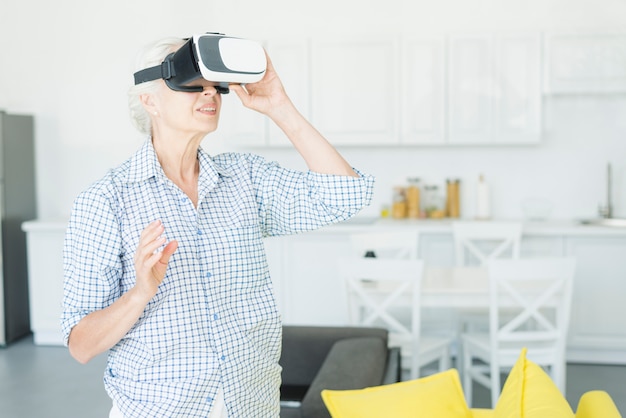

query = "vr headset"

[{"left": 133, "top": 32, "right": 266, "bottom": 94}]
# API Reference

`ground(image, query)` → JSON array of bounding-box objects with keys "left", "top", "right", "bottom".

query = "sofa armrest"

[
  {"left": 280, "top": 326, "right": 388, "bottom": 387},
  {"left": 382, "top": 346, "right": 401, "bottom": 385},
  {"left": 299, "top": 337, "right": 388, "bottom": 418},
  {"left": 575, "top": 391, "right": 622, "bottom": 418}
]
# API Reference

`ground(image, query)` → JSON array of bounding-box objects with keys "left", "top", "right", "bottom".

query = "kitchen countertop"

[{"left": 324, "top": 216, "right": 626, "bottom": 237}]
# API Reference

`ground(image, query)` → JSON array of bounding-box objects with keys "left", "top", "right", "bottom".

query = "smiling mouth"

[{"left": 199, "top": 106, "right": 216, "bottom": 112}]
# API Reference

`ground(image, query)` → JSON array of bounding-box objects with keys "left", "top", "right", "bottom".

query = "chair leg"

[
  {"left": 411, "top": 354, "right": 419, "bottom": 381},
  {"left": 552, "top": 361, "right": 566, "bottom": 395},
  {"left": 455, "top": 338, "right": 464, "bottom": 383},
  {"left": 490, "top": 362, "right": 500, "bottom": 409},
  {"left": 463, "top": 348, "right": 473, "bottom": 407},
  {"left": 439, "top": 346, "right": 450, "bottom": 372}
]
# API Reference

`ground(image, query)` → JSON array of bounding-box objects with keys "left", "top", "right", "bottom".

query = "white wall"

[{"left": 1, "top": 0, "right": 626, "bottom": 220}]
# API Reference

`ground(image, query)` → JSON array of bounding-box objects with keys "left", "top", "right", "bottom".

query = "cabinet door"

[
  {"left": 311, "top": 36, "right": 399, "bottom": 146},
  {"left": 545, "top": 32, "right": 626, "bottom": 94},
  {"left": 494, "top": 34, "right": 542, "bottom": 144},
  {"left": 448, "top": 33, "right": 542, "bottom": 145},
  {"left": 447, "top": 34, "right": 494, "bottom": 144},
  {"left": 218, "top": 86, "right": 267, "bottom": 147},
  {"left": 280, "top": 233, "right": 352, "bottom": 325},
  {"left": 401, "top": 37, "right": 446, "bottom": 145},
  {"left": 565, "top": 236, "right": 626, "bottom": 364},
  {"left": 266, "top": 39, "right": 311, "bottom": 146}
]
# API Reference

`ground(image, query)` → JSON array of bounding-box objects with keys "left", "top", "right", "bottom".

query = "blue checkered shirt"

[{"left": 61, "top": 139, "right": 374, "bottom": 417}]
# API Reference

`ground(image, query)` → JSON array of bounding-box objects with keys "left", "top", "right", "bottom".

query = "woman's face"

[{"left": 148, "top": 79, "right": 223, "bottom": 138}]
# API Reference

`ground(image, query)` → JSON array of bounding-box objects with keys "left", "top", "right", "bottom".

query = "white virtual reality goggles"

[{"left": 133, "top": 32, "right": 266, "bottom": 94}]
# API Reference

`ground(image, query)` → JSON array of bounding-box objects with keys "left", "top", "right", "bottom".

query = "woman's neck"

[{"left": 152, "top": 135, "right": 202, "bottom": 207}]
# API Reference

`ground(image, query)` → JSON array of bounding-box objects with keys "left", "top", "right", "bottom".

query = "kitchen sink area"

[
  {"left": 579, "top": 163, "right": 626, "bottom": 227},
  {"left": 580, "top": 218, "right": 626, "bottom": 227}
]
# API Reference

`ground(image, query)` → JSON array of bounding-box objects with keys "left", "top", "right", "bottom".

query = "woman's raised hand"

[{"left": 133, "top": 220, "right": 178, "bottom": 299}]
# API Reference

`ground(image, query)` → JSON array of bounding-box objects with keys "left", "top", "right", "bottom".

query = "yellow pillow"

[
  {"left": 495, "top": 348, "right": 574, "bottom": 418},
  {"left": 321, "top": 368, "right": 472, "bottom": 418}
]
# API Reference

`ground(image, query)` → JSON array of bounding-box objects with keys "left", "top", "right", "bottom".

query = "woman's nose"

[{"left": 202, "top": 86, "right": 218, "bottom": 96}]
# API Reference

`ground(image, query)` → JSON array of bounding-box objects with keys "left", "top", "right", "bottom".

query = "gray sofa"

[{"left": 279, "top": 325, "right": 401, "bottom": 418}]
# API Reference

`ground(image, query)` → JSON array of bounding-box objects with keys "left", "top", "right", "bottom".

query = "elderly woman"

[{"left": 61, "top": 34, "right": 374, "bottom": 417}]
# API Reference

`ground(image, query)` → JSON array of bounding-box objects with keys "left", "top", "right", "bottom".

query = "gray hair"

[{"left": 127, "top": 37, "right": 186, "bottom": 135}]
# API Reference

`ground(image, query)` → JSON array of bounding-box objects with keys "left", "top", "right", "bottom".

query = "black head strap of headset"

[{"left": 133, "top": 53, "right": 230, "bottom": 94}]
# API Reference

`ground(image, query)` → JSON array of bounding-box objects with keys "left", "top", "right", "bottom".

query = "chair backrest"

[
  {"left": 348, "top": 231, "right": 419, "bottom": 260},
  {"left": 487, "top": 258, "right": 576, "bottom": 358},
  {"left": 339, "top": 256, "right": 426, "bottom": 377},
  {"left": 452, "top": 221, "right": 522, "bottom": 266},
  {"left": 339, "top": 257, "right": 424, "bottom": 335}
]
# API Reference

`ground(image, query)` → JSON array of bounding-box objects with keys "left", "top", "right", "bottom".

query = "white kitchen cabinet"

[
  {"left": 400, "top": 37, "right": 446, "bottom": 145},
  {"left": 448, "top": 33, "right": 542, "bottom": 145},
  {"left": 545, "top": 32, "right": 626, "bottom": 94},
  {"left": 310, "top": 36, "right": 399, "bottom": 146},
  {"left": 565, "top": 236, "right": 626, "bottom": 364},
  {"left": 277, "top": 232, "right": 352, "bottom": 325},
  {"left": 218, "top": 85, "right": 267, "bottom": 147},
  {"left": 266, "top": 39, "right": 311, "bottom": 146},
  {"left": 22, "top": 220, "right": 66, "bottom": 346},
  {"left": 494, "top": 34, "right": 543, "bottom": 144},
  {"left": 448, "top": 34, "right": 494, "bottom": 144}
]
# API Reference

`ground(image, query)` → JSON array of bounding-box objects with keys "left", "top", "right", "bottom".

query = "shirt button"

[
  {"left": 206, "top": 272, "right": 212, "bottom": 279},
  {"left": 206, "top": 395, "right": 213, "bottom": 403},
  {"left": 221, "top": 355, "right": 226, "bottom": 361},
  {"left": 213, "top": 314, "right": 218, "bottom": 320},
  {"left": 197, "top": 229, "right": 203, "bottom": 235}
]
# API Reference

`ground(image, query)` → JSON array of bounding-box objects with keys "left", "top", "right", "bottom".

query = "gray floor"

[{"left": 1, "top": 335, "right": 624, "bottom": 417}]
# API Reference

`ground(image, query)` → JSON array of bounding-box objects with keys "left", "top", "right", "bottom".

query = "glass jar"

[
  {"left": 391, "top": 187, "right": 407, "bottom": 219},
  {"left": 406, "top": 177, "right": 421, "bottom": 219},
  {"left": 423, "top": 185, "right": 445, "bottom": 219},
  {"left": 446, "top": 178, "right": 461, "bottom": 218}
]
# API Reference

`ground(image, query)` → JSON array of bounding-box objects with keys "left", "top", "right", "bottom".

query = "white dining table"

[{"left": 421, "top": 266, "right": 490, "bottom": 308}]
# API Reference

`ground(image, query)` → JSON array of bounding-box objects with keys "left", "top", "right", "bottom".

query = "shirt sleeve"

[
  {"left": 61, "top": 184, "right": 123, "bottom": 346},
  {"left": 247, "top": 154, "right": 375, "bottom": 237}
]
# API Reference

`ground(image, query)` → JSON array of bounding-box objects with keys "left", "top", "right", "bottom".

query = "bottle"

[
  {"left": 391, "top": 187, "right": 407, "bottom": 219},
  {"left": 406, "top": 177, "right": 421, "bottom": 219},
  {"left": 476, "top": 174, "right": 491, "bottom": 220},
  {"left": 446, "top": 178, "right": 461, "bottom": 218}
]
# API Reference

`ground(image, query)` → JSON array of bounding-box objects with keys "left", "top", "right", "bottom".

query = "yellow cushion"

[
  {"left": 575, "top": 391, "right": 622, "bottom": 418},
  {"left": 321, "top": 368, "right": 472, "bottom": 418},
  {"left": 471, "top": 409, "right": 495, "bottom": 418},
  {"left": 494, "top": 348, "right": 574, "bottom": 418}
]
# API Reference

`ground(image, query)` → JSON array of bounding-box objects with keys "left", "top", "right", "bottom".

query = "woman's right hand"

[
  {"left": 69, "top": 220, "right": 178, "bottom": 364},
  {"left": 133, "top": 220, "right": 178, "bottom": 299}
]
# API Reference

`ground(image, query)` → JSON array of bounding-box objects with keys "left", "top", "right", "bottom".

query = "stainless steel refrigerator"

[{"left": 0, "top": 110, "right": 37, "bottom": 346}]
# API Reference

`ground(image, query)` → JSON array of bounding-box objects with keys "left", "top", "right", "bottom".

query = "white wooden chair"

[
  {"left": 349, "top": 231, "right": 419, "bottom": 260},
  {"left": 452, "top": 221, "right": 524, "bottom": 337},
  {"left": 461, "top": 257, "right": 576, "bottom": 407},
  {"left": 338, "top": 255, "right": 452, "bottom": 380},
  {"left": 452, "top": 221, "right": 522, "bottom": 267}
]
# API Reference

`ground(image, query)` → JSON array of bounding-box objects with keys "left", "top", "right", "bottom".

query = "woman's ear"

[{"left": 140, "top": 93, "right": 157, "bottom": 116}]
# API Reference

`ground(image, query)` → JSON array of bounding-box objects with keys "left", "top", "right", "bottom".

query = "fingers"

[
  {"left": 159, "top": 240, "right": 179, "bottom": 265},
  {"left": 135, "top": 220, "right": 178, "bottom": 271},
  {"left": 136, "top": 220, "right": 166, "bottom": 261},
  {"left": 229, "top": 84, "right": 249, "bottom": 103}
]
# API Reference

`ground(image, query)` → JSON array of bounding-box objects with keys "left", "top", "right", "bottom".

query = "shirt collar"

[{"left": 125, "top": 139, "right": 232, "bottom": 193}]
